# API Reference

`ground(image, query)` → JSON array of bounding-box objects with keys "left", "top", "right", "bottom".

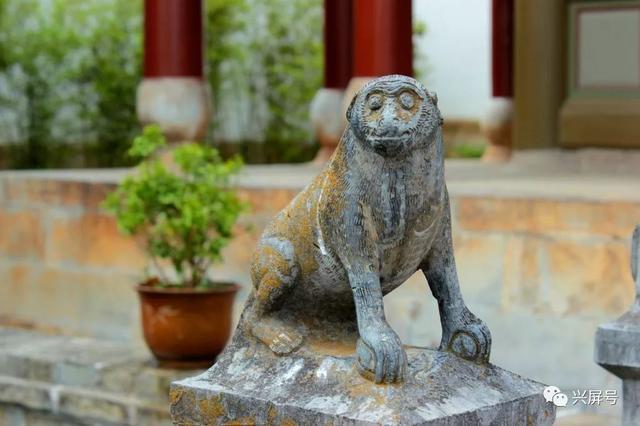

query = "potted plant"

[{"left": 103, "top": 125, "right": 246, "bottom": 367}]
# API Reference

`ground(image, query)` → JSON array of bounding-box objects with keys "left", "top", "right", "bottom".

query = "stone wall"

[
  {"left": 0, "top": 326, "right": 195, "bottom": 425},
  {"left": 0, "top": 166, "right": 637, "bottom": 395}
]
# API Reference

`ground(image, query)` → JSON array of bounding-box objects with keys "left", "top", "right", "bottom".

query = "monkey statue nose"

[
  {"left": 372, "top": 137, "right": 401, "bottom": 156},
  {"left": 375, "top": 125, "right": 400, "bottom": 138}
]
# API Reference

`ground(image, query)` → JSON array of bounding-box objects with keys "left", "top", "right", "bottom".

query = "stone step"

[{"left": 0, "top": 327, "right": 203, "bottom": 425}]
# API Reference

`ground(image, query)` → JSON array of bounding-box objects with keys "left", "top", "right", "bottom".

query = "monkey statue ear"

[
  {"left": 346, "top": 95, "right": 357, "bottom": 122},
  {"left": 429, "top": 91, "right": 439, "bottom": 106}
]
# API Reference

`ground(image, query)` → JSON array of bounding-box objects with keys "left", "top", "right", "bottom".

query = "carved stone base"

[
  {"left": 136, "top": 77, "right": 211, "bottom": 142},
  {"left": 170, "top": 327, "right": 555, "bottom": 425},
  {"left": 481, "top": 97, "right": 513, "bottom": 163}
]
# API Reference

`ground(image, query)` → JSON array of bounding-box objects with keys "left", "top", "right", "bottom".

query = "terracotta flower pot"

[{"left": 136, "top": 281, "right": 240, "bottom": 368}]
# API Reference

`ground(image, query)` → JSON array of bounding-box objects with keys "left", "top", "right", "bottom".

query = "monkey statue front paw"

[
  {"left": 356, "top": 321, "right": 408, "bottom": 384},
  {"left": 441, "top": 308, "right": 491, "bottom": 363}
]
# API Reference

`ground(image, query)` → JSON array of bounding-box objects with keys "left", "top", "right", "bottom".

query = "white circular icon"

[
  {"left": 552, "top": 393, "right": 568, "bottom": 407},
  {"left": 543, "top": 385, "right": 561, "bottom": 403}
]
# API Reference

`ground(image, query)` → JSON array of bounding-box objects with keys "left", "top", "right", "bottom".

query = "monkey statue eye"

[
  {"left": 399, "top": 92, "right": 415, "bottom": 110},
  {"left": 367, "top": 94, "right": 383, "bottom": 110}
]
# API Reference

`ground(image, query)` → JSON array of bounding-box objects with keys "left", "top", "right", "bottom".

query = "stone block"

[
  {"left": 1, "top": 177, "right": 114, "bottom": 210},
  {"left": 57, "top": 388, "right": 131, "bottom": 424},
  {"left": 0, "top": 404, "right": 83, "bottom": 426},
  {"left": 0, "top": 267, "right": 139, "bottom": 340},
  {"left": 0, "top": 329, "right": 148, "bottom": 388},
  {"left": 0, "top": 210, "right": 44, "bottom": 259},
  {"left": 0, "top": 376, "right": 52, "bottom": 411},
  {"left": 47, "top": 213, "right": 145, "bottom": 270},
  {"left": 171, "top": 334, "right": 555, "bottom": 425},
  {"left": 546, "top": 240, "right": 634, "bottom": 316},
  {"left": 131, "top": 366, "right": 204, "bottom": 405},
  {"left": 136, "top": 404, "right": 173, "bottom": 426},
  {"left": 237, "top": 188, "right": 298, "bottom": 215},
  {"left": 457, "top": 197, "right": 640, "bottom": 239},
  {"left": 500, "top": 237, "right": 634, "bottom": 316},
  {"left": 501, "top": 236, "right": 545, "bottom": 313},
  {"left": 453, "top": 233, "right": 506, "bottom": 306}
]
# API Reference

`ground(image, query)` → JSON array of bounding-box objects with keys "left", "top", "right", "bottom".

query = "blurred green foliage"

[
  {"left": 257, "top": 0, "right": 322, "bottom": 163},
  {"left": 103, "top": 125, "right": 246, "bottom": 288},
  {"left": 0, "top": 0, "right": 323, "bottom": 168},
  {"left": 0, "top": 0, "right": 428, "bottom": 168},
  {"left": 450, "top": 143, "right": 486, "bottom": 159},
  {"left": 0, "top": 0, "right": 141, "bottom": 168}
]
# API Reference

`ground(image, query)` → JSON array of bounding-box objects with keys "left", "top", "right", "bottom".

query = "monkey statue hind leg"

[{"left": 248, "top": 236, "right": 304, "bottom": 355}]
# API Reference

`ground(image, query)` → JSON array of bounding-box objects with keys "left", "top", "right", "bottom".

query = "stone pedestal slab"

[{"left": 171, "top": 333, "right": 555, "bottom": 425}]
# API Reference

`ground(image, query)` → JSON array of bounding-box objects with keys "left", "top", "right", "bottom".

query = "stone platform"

[
  {"left": 0, "top": 326, "right": 202, "bottom": 425},
  {"left": 171, "top": 330, "right": 556, "bottom": 425}
]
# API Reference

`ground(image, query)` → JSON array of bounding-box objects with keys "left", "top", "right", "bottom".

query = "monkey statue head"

[{"left": 346, "top": 75, "right": 443, "bottom": 158}]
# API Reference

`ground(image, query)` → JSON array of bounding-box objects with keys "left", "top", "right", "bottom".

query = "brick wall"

[{"left": 0, "top": 170, "right": 637, "bottom": 394}]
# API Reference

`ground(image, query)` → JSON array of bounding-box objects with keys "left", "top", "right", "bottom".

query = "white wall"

[{"left": 413, "top": 0, "right": 492, "bottom": 121}]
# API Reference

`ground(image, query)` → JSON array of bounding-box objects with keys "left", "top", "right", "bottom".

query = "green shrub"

[
  {"left": 75, "top": 0, "right": 142, "bottom": 167},
  {"left": 450, "top": 143, "right": 486, "bottom": 159},
  {"left": 257, "top": 0, "right": 322, "bottom": 158},
  {"left": 103, "top": 126, "right": 247, "bottom": 288}
]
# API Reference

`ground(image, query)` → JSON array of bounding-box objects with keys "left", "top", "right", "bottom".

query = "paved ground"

[{"left": 556, "top": 412, "right": 618, "bottom": 425}]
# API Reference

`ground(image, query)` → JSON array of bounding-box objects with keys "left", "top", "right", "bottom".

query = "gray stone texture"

[
  {"left": 171, "top": 332, "right": 555, "bottom": 425},
  {"left": 0, "top": 326, "right": 197, "bottom": 425},
  {"left": 594, "top": 225, "right": 640, "bottom": 425}
]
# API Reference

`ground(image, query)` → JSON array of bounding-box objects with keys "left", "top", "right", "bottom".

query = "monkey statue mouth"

[{"left": 370, "top": 136, "right": 411, "bottom": 157}]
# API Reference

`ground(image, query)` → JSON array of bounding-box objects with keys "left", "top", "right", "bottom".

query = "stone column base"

[
  {"left": 481, "top": 97, "right": 513, "bottom": 163},
  {"left": 136, "top": 77, "right": 211, "bottom": 142},
  {"left": 310, "top": 88, "right": 346, "bottom": 163}
]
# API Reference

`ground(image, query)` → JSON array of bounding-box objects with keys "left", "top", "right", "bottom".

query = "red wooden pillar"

[
  {"left": 137, "top": 0, "right": 211, "bottom": 142},
  {"left": 143, "top": 0, "right": 204, "bottom": 78},
  {"left": 340, "top": 0, "right": 413, "bottom": 132},
  {"left": 491, "top": 0, "right": 514, "bottom": 98},
  {"left": 482, "top": 0, "right": 515, "bottom": 162},
  {"left": 311, "top": 0, "right": 354, "bottom": 162},
  {"left": 324, "top": 0, "right": 353, "bottom": 89},
  {"left": 352, "top": 0, "right": 413, "bottom": 78}
]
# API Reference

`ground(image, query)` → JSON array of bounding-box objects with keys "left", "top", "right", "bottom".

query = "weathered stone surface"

[
  {"left": 594, "top": 225, "right": 640, "bottom": 426},
  {"left": 171, "top": 332, "right": 555, "bottom": 425},
  {"left": 57, "top": 388, "right": 131, "bottom": 424},
  {"left": 0, "top": 404, "right": 83, "bottom": 426},
  {"left": 0, "top": 210, "right": 44, "bottom": 259},
  {"left": 172, "top": 75, "right": 555, "bottom": 425},
  {"left": 137, "top": 404, "right": 173, "bottom": 426},
  {"left": 48, "top": 213, "right": 145, "bottom": 270},
  {"left": 457, "top": 197, "right": 640, "bottom": 239},
  {"left": 245, "top": 75, "right": 491, "bottom": 386},
  {"left": 0, "top": 377, "right": 52, "bottom": 412},
  {"left": 0, "top": 327, "right": 196, "bottom": 425}
]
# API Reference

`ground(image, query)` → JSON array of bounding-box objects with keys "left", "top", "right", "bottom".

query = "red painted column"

[
  {"left": 137, "top": 0, "right": 210, "bottom": 142},
  {"left": 482, "top": 0, "right": 515, "bottom": 162},
  {"left": 491, "top": 0, "right": 514, "bottom": 97},
  {"left": 311, "top": 0, "right": 355, "bottom": 162},
  {"left": 324, "top": 0, "right": 353, "bottom": 89},
  {"left": 352, "top": 0, "right": 413, "bottom": 77},
  {"left": 143, "top": 0, "right": 204, "bottom": 78}
]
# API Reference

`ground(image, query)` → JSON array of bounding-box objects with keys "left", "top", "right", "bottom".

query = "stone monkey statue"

[{"left": 246, "top": 75, "right": 491, "bottom": 384}]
